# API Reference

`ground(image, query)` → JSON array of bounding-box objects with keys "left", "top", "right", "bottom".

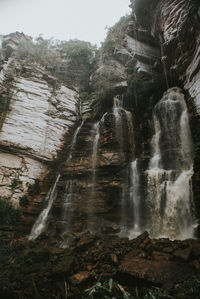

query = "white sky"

[{"left": 0, "top": 0, "right": 131, "bottom": 45}]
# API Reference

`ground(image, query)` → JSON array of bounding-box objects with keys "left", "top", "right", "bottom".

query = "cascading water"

[
  {"left": 129, "top": 159, "right": 141, "bottom": 238},
  {"left": 29, "top": 121, "right": 84, "bottom": 240},
  {"left": 112, "top": 97, "right": 141, "bottom": 238},
  {"left": 62, "top": 180, "right": 77, "bottom": 230},
  {"left": 120, "top": 159, "right": 141, "bottom": 238},
  {"left": 88, "top": 121, "right": 101, "bottom": 231},
  {"left": 147, "top": 87, "right": 195, "bottom": 240},
  {"left": 113, "top": 97, "right": 134, "bottom": 155},
  {"left": 113, "top": 97, "right": 124, "bottom": 155},
  {"left": 66, "top": 120, "right": 84, "bottom": 163},
  {"left": 89, "top": 113, "right": 109, "bottom": 231},
  {"left": 92, "top": 122, "right": 100, "bottom": 184},
  {"left": 28, "top": 173, "right": 61, "bottom": 240}
]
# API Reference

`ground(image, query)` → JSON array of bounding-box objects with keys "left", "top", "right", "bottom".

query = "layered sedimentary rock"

[
  {"left": 0, "top": 34, "right": 79, "bottom": 206},
  {"left": 1, "top": 0, "right": 200, "bottom": 241},
  {"left": 27, "top": 0, "right": 200, "bottom": 241},
  {"left": 1, "top": 1, "right": 200, "bottom": 297}
]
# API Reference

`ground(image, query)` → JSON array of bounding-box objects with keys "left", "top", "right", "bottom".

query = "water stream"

[
  {"left": 28, "top": 173, "right": 61, "bottom": 240},
  {"left": 29, "top": 121, "right": 84, "bottom": 240},
  {"left": 113, "top": 97, "right": 134, "bottom": 155},
  {"left": 62, "top": 180, "right": 77, "bottom": 230},
  {"left": 147, "top": 87, "right": 195, "bottom": 240},
  {"left": 66, "top": 120, "right": 84, "bottom": 163}
]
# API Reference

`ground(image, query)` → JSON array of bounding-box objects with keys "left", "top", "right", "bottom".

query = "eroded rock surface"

[{"left": 0, "top": 38, "right": 79, "bottom": 206}]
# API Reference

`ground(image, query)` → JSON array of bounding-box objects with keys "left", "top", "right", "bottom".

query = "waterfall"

[
  {"left": 113, "top": 97, "right": 124, "bottom": 154},
  {"left": 62, "top": 180, "right": 77, "bottom": 228},
  {"left": 147, "top": 87, "right": 195, "bottom": 240},
  {"left": 113, "top": 97, "right": 140, "bottom": 238},
  {"left": 88, "top": 122, "right": 100, "bottom": 230},
  {"left": 113, "top": 97, "right": 134, "bottom": 155},
  {"left": 29, "top": 121, "right": 84, "bottom": 241},
  {"left": 129, "top": 159, "right": 141, "bottom": 238},
  {"left": 92, "top": 122, "right": 100, "bottom": 176},
  {"left": 120, "top": 159, "right": 141, "bottom": 238},
  {"left": 66, "top": 120, "right": 84, "bottom": 163},
  {"left": 28, "top": 173, "right": 61, "bottom": 240}
]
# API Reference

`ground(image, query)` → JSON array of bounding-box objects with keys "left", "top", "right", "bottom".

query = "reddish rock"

[
  {"left": 129, "top": 249, "right": 147, "bottom": 258},
  {"left": 152, "top": 251, "right": 173, "bottom": 261},
  {"left": 53, "top": 256, "right": 75, "bottom": 277},
  {"left": 110, "top": 253, "right": 118, "bottom": 264},
  {"left": 119, "top": 251, "right": 195, "bottom": 286},
  {"left": 69, "top": 271, "right": 91, "bottom": 285},
  {"left": 173, "top": 247, "right": 192, "bottom": 261},
  {"left": 193, "top": 260, "right": 200, "bottom": 271},
  {"left": 75, "top": 236, "right": 96, "bottom": 251},
  {"left": 190, "top": 241, "right": 200, "bottom": 257},
  {"left": 163, "top": 247, "right": 174, "bottom": 253}
]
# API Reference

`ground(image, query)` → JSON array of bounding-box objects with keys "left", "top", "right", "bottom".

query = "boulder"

[{"left": 118, "top": 250, "right": 195, "bottom": 287}]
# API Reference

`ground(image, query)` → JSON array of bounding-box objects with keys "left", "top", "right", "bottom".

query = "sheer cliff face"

[
  {"left": 1, "top": 0, "right": 200, "bottom": 238},
  {"left": 131, "top": 0, "right": 200, "bottom": 108},
  {"left": 0, "top": 34, "right": 79, "bottom": 206}
]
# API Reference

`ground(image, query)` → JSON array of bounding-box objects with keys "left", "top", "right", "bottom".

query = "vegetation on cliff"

[{"left": 16, "top": 36, "right": 97, "bottom": 90}]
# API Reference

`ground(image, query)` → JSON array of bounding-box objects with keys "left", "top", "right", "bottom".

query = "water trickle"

[
  {"left": 129, "top": 159, "right": 141, "bottom": 238},
  {"left": 147, "top": 88, "right": 195, "bottom": 240},
  {"left": 88, "top": 122, "right": 100, "bottom": 230},
  {"left": 113, "top": 96, "right": 134, "bottom": 156},
  {"left": 29, "top": 120, "right": 84, "bottom": 241},
  {"left": 92, "top": 122, "right": 100, "bottom": 174},
  {"left": 62, "top": 180, "right": 77, "bottom": 231},
  {"left": 66, "top": 120, "right": 84, "bottom": 163},
  {"left": 113, "top": 97, "right": 124, "bottom": 154},
  {"left": 28, "top": 173, "right": 61, "bottom": 240},
  {"left": 120, "top": 159, "right": 141, "bottom": 238}
]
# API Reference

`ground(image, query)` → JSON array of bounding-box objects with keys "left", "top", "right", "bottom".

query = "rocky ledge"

[{"left": 1, "top": 229, "right": 200, "bottom": 298}]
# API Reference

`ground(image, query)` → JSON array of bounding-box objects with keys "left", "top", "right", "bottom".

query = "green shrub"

[
  {"left": 16, "top": 37, "right": 97, "bottom": 90},
  {"left": 27, "top": 179, "right": 40, "bottom": 196},
  {"left": 0, "top": 198, "right": 21, "bottom": 225},
  {"left": 85, "top": 278, "right": 132, "bottom": 299},
  {"left": 11, "top": 178, "right": 21, "bottom": 190},
  {"left": 19, "top": 195, "right": 29, "bottom": 207}
]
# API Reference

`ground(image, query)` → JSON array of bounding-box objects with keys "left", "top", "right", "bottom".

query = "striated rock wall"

[
  {"left": 32, "top": 0, "right": 200, "bottom": 239},
  {"left": 0, "top": 34, "right": 80, "bottom": 206},
  {"left": 1, "top": 0, "right": 200, "bottom": 238}
]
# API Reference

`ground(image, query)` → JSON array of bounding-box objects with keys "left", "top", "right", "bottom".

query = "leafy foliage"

[
  {"left": 19, "top": 195, "right": 29, "bottom": 207},
  {"left": 101, "top": 14, "right": 131, "bottom": 58},
  {"left": 27, "top": 178, "right": 40, "bottom": 196},
  {"left": 16, "top": 36, "right": 96, "bottom": 90},
  {"left": 0, "top": 198, "right": 21, "bottom": 225},
  {"left": 57, "top": 39, "right": 97, "bottom": 89},
  {"left": 85, "top": 278, "right": 132, "bottom": 299}
]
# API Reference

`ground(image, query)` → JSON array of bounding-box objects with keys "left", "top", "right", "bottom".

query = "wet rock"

[
  {"left": 136, "top": 231, "right": 149, "bottom": 246},
  {"left": 53, "top": 255, "right": 75, "bottom": 277},
  {"left": 152, "top": 251, "right": 173, "bottom": 261},
  {"left": 190, "top": 241, "right": 200, "bottom": 257},
  {"left": 110, "top": 253, "right": 118, "bottom": 264},
  {"left": 163, "top": 247, "right": 174, "bottom": 253},
  {"left": 75, "top": 235, "right": 97, "bottom": 251},
  {"left": 119, "top": 251, "right": 195, "bottom": 287},
  {"left": 69, "top": 271, "right": 91, "bottom": 285},
  {"left": 174, "top": 247, "right": 192, "bottom": 261}
]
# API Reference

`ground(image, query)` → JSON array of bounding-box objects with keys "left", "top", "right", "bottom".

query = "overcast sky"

[{"left": 0, "top": 0, "right": 131, "bottom": 45}]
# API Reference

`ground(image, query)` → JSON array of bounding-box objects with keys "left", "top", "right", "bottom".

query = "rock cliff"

[
  {"left": 1, "top": 0, "right": 200, "bottom": 298},
  {"left": 0, "top": 33, "right": 79, "bottom": 208},
  {"left": 1, "top": 0, "right": 200, "bottom": 238}
]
